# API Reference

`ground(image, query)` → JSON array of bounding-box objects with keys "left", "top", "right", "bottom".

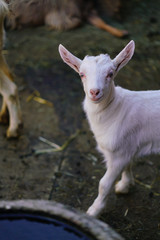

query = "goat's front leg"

[
  {"left": 115, "top": 164, "right": 135, "bottom": 194},
  {"left": 87, "top": 157, "right": 127, "bottom": 218}
]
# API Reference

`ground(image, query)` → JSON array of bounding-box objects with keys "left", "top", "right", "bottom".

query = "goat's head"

[{"left": 59, "top": 41, "right": 135, "bottom": 103}]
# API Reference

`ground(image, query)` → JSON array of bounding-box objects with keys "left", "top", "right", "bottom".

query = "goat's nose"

[{"left": 90, "top": 89, "right": 100, "bottom": 97}]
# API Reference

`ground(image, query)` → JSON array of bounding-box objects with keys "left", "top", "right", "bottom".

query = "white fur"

[{"left": 59, "top": 40, "right": 160, "bottom": 217}]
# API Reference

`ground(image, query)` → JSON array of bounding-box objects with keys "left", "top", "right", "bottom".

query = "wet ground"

[{"left": 0, "top": 0, "right": 160, "bottom": 239}]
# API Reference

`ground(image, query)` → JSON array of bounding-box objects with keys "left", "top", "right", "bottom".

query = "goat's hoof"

[
  {"left": 86, "top": 206, "right": 99, "bottom": 218},
  {"left": 115, "top": 181, "right": 130, "bottom": 194},
  {"left": 6, "top": 122, "right": 23, "bottom": 139},
  {"left": 6, "top": 128, "right": 19, "bottom": 138},
  {"left": 121, "top": 30, "right": 129, "bottom": 38}
]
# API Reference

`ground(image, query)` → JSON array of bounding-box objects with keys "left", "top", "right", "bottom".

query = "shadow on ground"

[{"left": 0, "top": 0, "right": 160, "bottom": 239}]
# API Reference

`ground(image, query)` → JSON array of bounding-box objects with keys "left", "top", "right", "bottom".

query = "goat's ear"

[
  {"left": 59, "top": 44, "right": 82, "bottom": 73},
  {"left": 113, "top": 40, "right": 135, "bottom": 72}
]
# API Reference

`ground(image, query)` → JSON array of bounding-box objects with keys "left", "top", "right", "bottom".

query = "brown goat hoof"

[
  {"left": 6, "top": 122, "right": 23, "bottom": 139},
  {"left": 6, "top": 128, "right": 19, "bottom": 139}
]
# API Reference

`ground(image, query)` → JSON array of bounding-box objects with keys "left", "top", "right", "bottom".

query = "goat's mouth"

[{"left": 90, "top": 95, "right": 104, "bottom": 103}]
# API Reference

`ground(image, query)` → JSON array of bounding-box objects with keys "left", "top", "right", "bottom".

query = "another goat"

[
  {"left": 59, "top": 41, "right": 160, "bottom": 217},
  {"left": 6, "top": 0, "right": 127, "bottom": 38},
  {"left": 0, "top": 0, "right": 22, "bottom": 138}
]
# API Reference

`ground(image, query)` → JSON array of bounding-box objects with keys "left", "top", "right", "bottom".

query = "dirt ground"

[{"left": 0, "top": 0, "right": 160, "bottom": 239}]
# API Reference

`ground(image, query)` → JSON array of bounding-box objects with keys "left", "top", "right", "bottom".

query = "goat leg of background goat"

[
  {"left": 0, "top": 0, "right": 22, "bottom": 138},
  {"left": 87, "top": 10, "right": 128, "bottom": 38}
]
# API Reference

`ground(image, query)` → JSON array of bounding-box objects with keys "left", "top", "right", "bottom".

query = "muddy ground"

[{"left": 0, "top": 0, "right": 160, "bottom": 239}]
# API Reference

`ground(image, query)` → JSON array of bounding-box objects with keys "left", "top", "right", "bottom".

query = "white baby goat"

[
  {"left": 59, "top": 40, "right": 160, "bottom": 218},
  {"left": 0, "top": 0, "right": 22, "bottom": 138}
]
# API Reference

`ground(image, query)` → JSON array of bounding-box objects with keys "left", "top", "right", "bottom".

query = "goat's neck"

[{"left": 83, "top": 81, "right": 115, "bottom": 115}]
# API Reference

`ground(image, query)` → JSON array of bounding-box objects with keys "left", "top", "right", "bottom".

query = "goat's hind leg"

[
  {"left": 0, "top": 71, "right": 22, "bottom": 138},
  {"left": 115, "top": 163, "right": 135, "bottom": 194}
]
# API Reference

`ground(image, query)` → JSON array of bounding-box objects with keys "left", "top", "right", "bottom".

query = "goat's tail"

[{"left": 0, "top": 0, "right": 8, "bottom": 49}]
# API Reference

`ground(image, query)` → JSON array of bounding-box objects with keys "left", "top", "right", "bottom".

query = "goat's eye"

[
  {"left": 80, "top": 73, "right": 85, "bottom": 78},
  {"left": 107, "top": 71, "right": 113, "bottom": 78}
]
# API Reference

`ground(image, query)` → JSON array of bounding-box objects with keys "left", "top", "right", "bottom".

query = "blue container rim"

[{"left": 0, "top": 200, "right": 124, "bottom": 240}]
